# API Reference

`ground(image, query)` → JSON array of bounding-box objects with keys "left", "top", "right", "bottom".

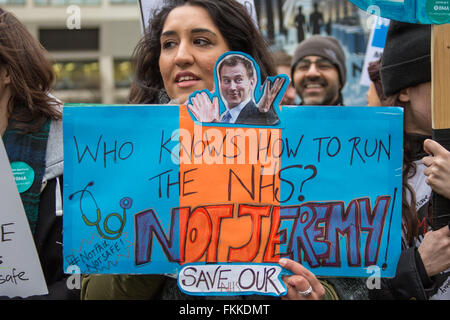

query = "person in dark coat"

[
  {"left": 294, "top": 6, "right": 306, "bottom": 43},
  {"left": 0, "top": 8, "right": 79, "bottom": 300},
  {"left": 370, "top": 20, "right": 450, "bottom": 300}
]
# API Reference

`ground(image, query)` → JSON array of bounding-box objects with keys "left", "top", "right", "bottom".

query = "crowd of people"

[{"left": 1, "top": 0, "right": 449, "bottom": 301}]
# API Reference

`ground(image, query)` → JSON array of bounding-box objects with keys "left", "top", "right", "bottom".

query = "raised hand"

[
  {"left": 257, "top": 77, "right": 286, "bottom": 113},
  {"left": 187, "top": 91, "right": 220, "bottom": 123}
]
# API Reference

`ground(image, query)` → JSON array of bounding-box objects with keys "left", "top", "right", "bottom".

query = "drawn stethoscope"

[{"left": 68, "top": 182, "right": 132, "bottom": 240}]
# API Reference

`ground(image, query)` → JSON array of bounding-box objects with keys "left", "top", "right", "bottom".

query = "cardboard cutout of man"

[
  {"left": 218, "top": 55, "right": 260, "bottom": 124},
  {"left": 188, "top": 52, "right": 286, "bottom": 126}
]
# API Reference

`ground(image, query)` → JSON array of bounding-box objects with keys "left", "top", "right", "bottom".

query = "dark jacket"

[
  {"left": 369, "top": 247, "right": 447, "bottom": 300},
  {"left": 234, "top": 100, "right": 279, "bottom": 126},
  {"left": 369, "top": 136, "right": 449, "bottom": 300},
  {"left": 1, "top": 119, "right": 79, "bottom": 300},
  {"left": 30, "top": 176, "right": 79, "bottom": 300}
]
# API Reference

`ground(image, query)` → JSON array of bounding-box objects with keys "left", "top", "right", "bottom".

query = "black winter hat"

[{"left": 381, "top": 21, "right": 431, "bottom": 96}]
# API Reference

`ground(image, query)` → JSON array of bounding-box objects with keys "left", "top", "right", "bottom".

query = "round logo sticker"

[
  {"left": 426, "top": 0, "right": 450, "bottom": 24},
  {"left": 11, "top": 161, "right": 35, "bottom": 193}
]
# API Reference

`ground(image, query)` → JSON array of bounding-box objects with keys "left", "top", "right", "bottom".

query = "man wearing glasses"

[{"left": 290, "top": 35, "right": 347, "bottom": 106}]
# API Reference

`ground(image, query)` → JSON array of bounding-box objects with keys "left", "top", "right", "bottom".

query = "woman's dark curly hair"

[
  {"left": 384, "top": 93, "right": 425, "bottom": 246},
  {"left": 0, "top": 8, "right": 61, "bottom": 133},
  {"left": 129, "top": 0, "right": 276, "bottom": 104}
]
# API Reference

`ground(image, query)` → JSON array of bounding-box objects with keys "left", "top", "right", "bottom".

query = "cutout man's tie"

[{"left": 222, "top": 112, "right": 232, "bottom": 123}]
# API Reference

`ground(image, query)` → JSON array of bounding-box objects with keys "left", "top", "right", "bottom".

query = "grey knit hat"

[{"left": 291, "top": 35, "right": 347, "bottom": 87}]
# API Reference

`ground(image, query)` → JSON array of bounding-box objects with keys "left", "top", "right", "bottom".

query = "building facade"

[{"left": 3, "top": 0, "right": 142, "bottom": 104}]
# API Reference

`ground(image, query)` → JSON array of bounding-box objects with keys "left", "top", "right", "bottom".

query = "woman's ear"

[
  {"left": 0, "top": 67, "right": 11, "bottom": 85},
  {"left": 398, "top": 88, "right": 410, "bottom": 103}
]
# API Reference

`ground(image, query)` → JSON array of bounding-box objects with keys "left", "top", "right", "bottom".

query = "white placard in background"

[
  {"left": 0, "top": 139, "right": 48, "bottom": 298},
  {"left": 138, "top": 0, "right": 258, "bottom": 32},
  {"left": 360, "top": 17, "right": 390, "bottom": 87}
]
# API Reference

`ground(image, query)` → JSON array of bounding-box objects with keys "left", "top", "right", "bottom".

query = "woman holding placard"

[
  {"left": 0, "top": 9, "right": 78, "bottom": 299},
  {"left": 81, "top": 0, "right": 370, "bottom": 301},
  {"left": 370, "top": 20, "right": 450, "bottom": 300}
]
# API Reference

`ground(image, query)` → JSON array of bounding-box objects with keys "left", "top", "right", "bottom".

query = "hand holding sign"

[
  {"left": 279, "top": 258, "right": 325, "bottom": 300},
  {"left": 417, "top": 223, "right": 450, "bottom": 277},
  {"left": 422, "top": 139, "right": 450, "bottom": 200}
]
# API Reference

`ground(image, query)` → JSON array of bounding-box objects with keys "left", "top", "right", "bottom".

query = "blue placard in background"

[{"left": 349, "top": 0, "right": 450, "bottom": 24}]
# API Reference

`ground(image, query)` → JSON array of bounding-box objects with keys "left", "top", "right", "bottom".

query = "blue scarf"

[{"left": 3, "top": 119, "right": 50, "bottom": 234}]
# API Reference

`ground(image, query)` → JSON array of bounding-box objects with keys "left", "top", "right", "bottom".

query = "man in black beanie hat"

[{"left": 291, "top": 35, "right": 346, "bottom": 106}]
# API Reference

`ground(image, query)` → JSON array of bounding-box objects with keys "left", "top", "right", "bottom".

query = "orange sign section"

[{"left": 178, "top": 107, "right": 281, "bottom": 264}]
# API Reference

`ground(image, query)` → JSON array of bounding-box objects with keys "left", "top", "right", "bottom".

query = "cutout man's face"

[{"left": 219, "top": 62, "right": 255, "bottom": 109}]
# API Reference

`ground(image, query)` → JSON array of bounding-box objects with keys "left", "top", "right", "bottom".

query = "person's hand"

[
  {"left": 422, "top": 139, "right": 450, "bottom": 199},
  {"left": 417, "top": 224, "right": 450, "bottom": 277},
  {"left": 187, "top": 91, "right": 219, "bottom": 122},
  {"left": 257, "top": 77, "right": 285, "bottom": 113},
  {"left": 279, "top": 258, "right": 325, "bottom": 300}
]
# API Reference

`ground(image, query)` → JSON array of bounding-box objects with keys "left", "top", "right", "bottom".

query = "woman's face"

[
  {"left": 402, "top": 82, "right": 432, "bottom": 136},
  {"left": 159, "top": 5, "right": 230, "bottom": 103},
  {"left": 366, "top": 82, "right": 381, "bottom": 107}
]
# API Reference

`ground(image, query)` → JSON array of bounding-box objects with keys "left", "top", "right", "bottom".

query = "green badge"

[
  {"left": 426, "top": 0, "right": 450, "bottom": 24},
  {"left": 11, "top": 161, "right": 35, "bottom": 193}
]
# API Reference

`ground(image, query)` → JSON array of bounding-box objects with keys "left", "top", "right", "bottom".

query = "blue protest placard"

[
  {"left": 62, "top": 52, "right": 404, "bottom": 297},
  {"left": 62, "top": 104, "right": 403, "bottom": 295},
  {"left": 62, "top": 104, "right": 403, "bottom": 270}
]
